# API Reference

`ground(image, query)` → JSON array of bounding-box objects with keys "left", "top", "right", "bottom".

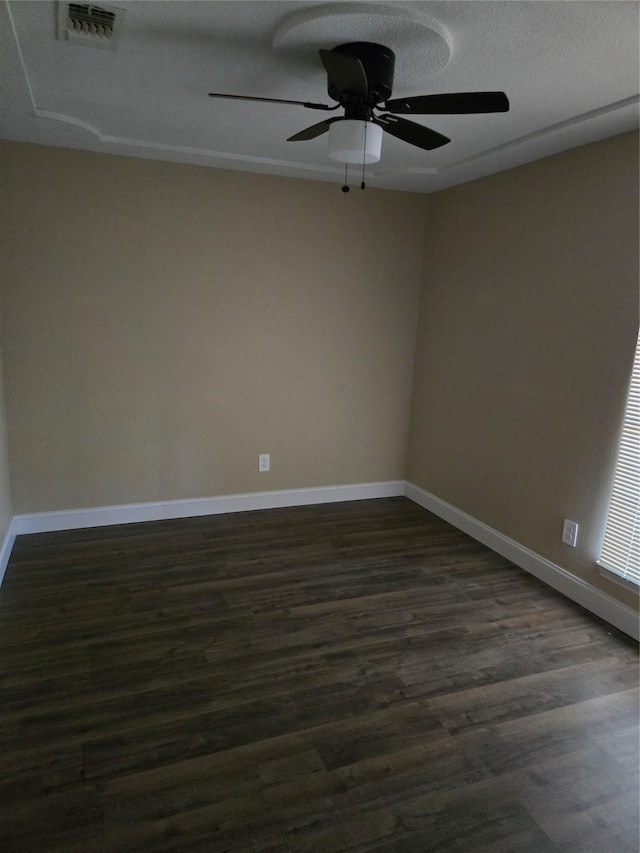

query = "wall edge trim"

[
  {"left": 8, "top": 481, "right": 638, "bottom": 641},
  {"left": 10, "top": 480, "right": 405, "bottom": 536},
  {"left": 0, "top": 520, "right": 16, "bottom": 587},
  {"left": 404, "top": 481, "right": 639, "bottom": 641}
]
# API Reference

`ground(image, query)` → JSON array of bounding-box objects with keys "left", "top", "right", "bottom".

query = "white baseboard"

[
  {"left": 404, "top": 482, "right": 639, "bottom": 641},
  {"left": 5, "top": 479, "right": 638, "bottom": 641},
  {"left": 11, "top": 480, "right": 405, "bottom": 537}
]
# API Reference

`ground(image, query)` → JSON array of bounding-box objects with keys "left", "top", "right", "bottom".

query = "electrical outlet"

[
  {"left": 562, "top": 519, "right": 579, "bottom": 547},
  {"left": 258, "top": 453, "right": 270, "bottom": 472}
]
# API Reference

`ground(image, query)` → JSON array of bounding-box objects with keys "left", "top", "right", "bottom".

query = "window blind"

[{"left": 598, "top": 333, "right": 640, "bottom": 587}]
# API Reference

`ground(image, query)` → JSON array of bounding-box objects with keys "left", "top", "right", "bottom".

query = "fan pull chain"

[
  {"left": 361, "top": 121, "right": 367, "bottom": 190},
  {"left": 342, "top": 163, "right": 350, "bottom": 193}
]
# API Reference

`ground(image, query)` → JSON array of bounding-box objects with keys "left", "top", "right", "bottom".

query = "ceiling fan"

[{"left": 209, "top": 41, "right": 509, "bottom": 178}]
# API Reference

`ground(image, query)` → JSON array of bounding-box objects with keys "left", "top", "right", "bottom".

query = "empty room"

[{"left": 0, "top": 2, "right": 638, "bottom": 851}]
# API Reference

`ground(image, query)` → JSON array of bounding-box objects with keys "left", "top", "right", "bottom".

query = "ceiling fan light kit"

[{"left": 327, "top": 119, "right": 382, "bottom": 164}]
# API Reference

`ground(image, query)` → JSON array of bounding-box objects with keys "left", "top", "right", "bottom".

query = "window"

[{"left": 598, "top": 333, "right": 640, "bottom": 589}]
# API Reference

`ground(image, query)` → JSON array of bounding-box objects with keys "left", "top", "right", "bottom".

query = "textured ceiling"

[{"left": 1, "top": 1, "right": 638, "bottom": 192}]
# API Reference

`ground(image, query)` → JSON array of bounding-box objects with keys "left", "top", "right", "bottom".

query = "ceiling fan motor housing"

[{"left": 327, "top": 42, "right": 395, "bottom": 106}]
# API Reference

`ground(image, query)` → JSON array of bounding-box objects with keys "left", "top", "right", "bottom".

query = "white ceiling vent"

[{"left": 57, "top": 3, "right": 124, "bottom": 49}]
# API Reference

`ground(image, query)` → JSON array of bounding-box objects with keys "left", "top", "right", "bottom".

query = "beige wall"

[
  {"left": 406, "top": 131, "right": 639, "bottom": 610},
  {"left": 1, "top": 134, "right": 637, "bottom": 611},
  {"left": 0, "top": 348, "right": 13, "bottom": 542},
  {"left": 0, "top": 142, "right": 426, "bottom": 513}
]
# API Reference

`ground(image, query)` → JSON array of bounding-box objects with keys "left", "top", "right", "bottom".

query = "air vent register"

[{"left": 57, "top": 2, "right": 123, "bottom": 49}]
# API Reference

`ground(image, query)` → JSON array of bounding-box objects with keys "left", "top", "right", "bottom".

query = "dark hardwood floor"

[{"left": 0, "top": 497, "right": 637, "bottom": 852}]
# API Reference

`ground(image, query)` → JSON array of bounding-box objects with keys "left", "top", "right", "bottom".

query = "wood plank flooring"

[{"left": 0, "top": 497, "right": 637, "bottom": 852}]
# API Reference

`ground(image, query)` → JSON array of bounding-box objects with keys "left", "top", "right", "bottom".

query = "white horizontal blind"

[{"left": 598, "top": 334, "right": 640, "bottom": 586}]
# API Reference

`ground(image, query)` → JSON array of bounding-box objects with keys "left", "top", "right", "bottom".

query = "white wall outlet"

[
  {"left": 562, "top": 519, "right": 579, "bottom": 547},
  {"left": 258, "top": 453, "right": 270, "bottom": 472}
]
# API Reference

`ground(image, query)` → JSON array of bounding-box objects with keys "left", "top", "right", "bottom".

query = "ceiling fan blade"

[
  {"left": 319, "top": 49, "right": 368, "bottom": 99},
  {"left": 375, "top": 115, "right": 450, "bottom": 151},
  {"left": 208, "top": 92, "right": 335, "bottom": 111},
  {"left": 384, "top": 92, "right": 510, "bottom": 115},
  {"left": 287, "top": 117, "right": 342, "bottom": 142}
]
